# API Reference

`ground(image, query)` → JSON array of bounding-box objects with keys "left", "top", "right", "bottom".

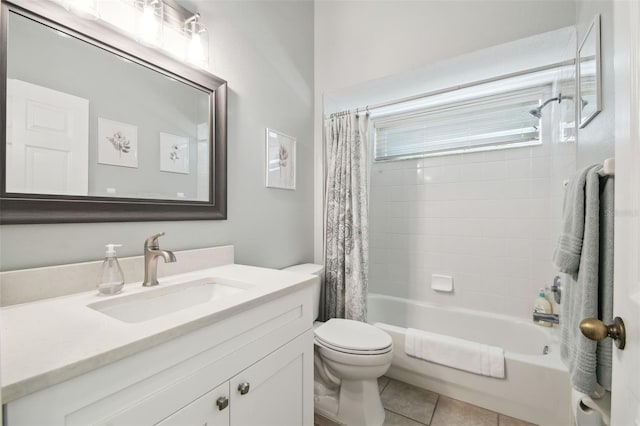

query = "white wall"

[
  {"left": 314, "top": 0, "right": 578, "bottom": 262},
  {"left": 315, "top": 1, "right": 578, "bottom": 92},
  {"left": 314, "top": 1, "right": 579, "bottom": 318},
  {"left": 0, "top": 1, "right": 314, "bottom": 271},
  {"left": 358, "top": 28, "right": 579, "bottom": 319},
  {"left": 368, "top": 142, "right": 575, "bottom": 319}
]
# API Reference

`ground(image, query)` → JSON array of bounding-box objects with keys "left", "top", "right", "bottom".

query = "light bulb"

[
  {"left": 188, "top": 32, "right": 205, "bottom": 64},
  {"left": 184, "top": 13, "right": 208, "bottom": 66},
  {"left": 139, "top": 5, "right": 159, "bottom": 44},
  {"left": 136, "top": 0, "right": 163, "bottom": 46}
]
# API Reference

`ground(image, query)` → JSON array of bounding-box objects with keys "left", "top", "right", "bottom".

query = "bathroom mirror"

[
  {"left": 577, "top": 14, "right": 601, "bottom": 128},
  {"left": 0, "top": 1, "right": 227, "bottom": 223}
]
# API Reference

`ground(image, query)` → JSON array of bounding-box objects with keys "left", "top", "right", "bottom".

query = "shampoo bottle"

[
  {"left": 533, "top": 288, "right": 552, "bottom": 327},
  {"left": 97, "top": 244, "right": 125, "bottom": 295}
]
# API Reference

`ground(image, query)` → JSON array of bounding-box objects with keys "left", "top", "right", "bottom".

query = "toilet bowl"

[{"left": 283, "top": 264, "right": 393, "bottom": 426}]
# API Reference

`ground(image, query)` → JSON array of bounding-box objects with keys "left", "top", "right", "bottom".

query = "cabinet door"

[
  {"left": 155, "top": 382, "right": 230, "bottom": 426},
  {"left": 230, "top": 331, "right": 311, "bottom": 426}
]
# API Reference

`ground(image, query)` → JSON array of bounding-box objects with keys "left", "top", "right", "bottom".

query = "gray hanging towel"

[
  {"left": 556, "top": 164, "right": 614, "bottom": 394},
  {"left": 553, "top": 166, "right": 592, "bottom": 273},
  {"left": 596, "top": 172, "right": 614, "bottom": 390}
]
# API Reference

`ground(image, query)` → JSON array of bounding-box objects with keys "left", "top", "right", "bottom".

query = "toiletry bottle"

[
  {"left": 97, "top": 244, "right": 125, "bottom": 295},
  {"left": 533, "top": 289, "right": 552, "bottom": 327}
]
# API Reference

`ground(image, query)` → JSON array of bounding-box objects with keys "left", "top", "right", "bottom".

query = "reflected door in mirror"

[{"left": 6, "top": 79, "right": 89, "bottom": 195}]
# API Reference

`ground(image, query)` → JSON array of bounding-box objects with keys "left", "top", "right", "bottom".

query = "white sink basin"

[{"left": 88, "top": 278, "right": 251, "bottom": 323}]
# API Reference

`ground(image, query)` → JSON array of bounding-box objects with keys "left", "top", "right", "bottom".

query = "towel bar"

[
  {"left": 563, "top": 158, "right": 614, "bottom": 188},
  {"left": 597, "top": 158, "right": 615, "bottom": 176}
]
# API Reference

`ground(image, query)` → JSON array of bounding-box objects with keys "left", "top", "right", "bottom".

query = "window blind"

[{"left": 374, "top": 86, "right": 548, "bottom": 161}]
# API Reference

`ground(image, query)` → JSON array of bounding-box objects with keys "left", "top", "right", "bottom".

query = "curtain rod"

[
  {"left": 328, "top": 108, "right": 369, "bottom": 119},
  {"left": 325, "top": 58, "right": 576, "bottom": 119}
]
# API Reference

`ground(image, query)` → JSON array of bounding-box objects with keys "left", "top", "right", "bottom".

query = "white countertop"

[{"left": 1, "top": 264, "right": 316, "bottom": 403}]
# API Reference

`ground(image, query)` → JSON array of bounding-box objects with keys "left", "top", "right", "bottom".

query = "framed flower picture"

[
  {"left": 265, "top": 128, "right": 296, "bottom": 190},
  {"left": 160, "top": 132, "right": 190, "bottom": 174},
  {"left": 97, "top": 118, "right": 138, "bottom": 168}
]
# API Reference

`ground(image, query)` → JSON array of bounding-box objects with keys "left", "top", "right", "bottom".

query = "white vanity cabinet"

[
  {"left": 4, "top": 286, "right": 314, "bottom": 426},
  {"left": 158, "top": 332, "right": 307, "bottom": 426}
]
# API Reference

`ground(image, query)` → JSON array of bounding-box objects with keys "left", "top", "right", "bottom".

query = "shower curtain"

[{"left": 324, "top": 112, "right": 369, "bottom": 322}]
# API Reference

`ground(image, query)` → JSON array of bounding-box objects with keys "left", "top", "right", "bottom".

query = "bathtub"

[{"left": 368, "top": 294, "right": 571, "bottom": 426}]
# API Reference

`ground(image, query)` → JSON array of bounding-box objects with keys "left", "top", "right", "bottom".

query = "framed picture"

[
  {"left": 265, "top": 128, "right": 296, "bottom": 190},
  {"left": 98, "top": 118, "right": 138, "bottom": 168},
  {"left": 160, "top": 132, "right": 190, "bottom": 174}
]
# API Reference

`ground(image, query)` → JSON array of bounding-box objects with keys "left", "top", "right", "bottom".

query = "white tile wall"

[{"left": 368, "top": 142, "right": 575, "bottom": 319}]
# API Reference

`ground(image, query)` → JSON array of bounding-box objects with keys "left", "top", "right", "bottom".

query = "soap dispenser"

[
  {"left": 97, "top": 244, "right": 125, "bottom": 295},
  {"left": 533, "top": 288, "right": 552, "bottom": 327}
]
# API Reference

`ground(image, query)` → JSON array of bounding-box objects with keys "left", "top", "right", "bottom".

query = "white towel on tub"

[{"left": 405, "top": 328, "right": 505, "bottom": 379}]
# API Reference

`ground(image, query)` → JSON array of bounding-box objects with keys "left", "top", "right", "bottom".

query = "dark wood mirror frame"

[{"left": 0, "top": 0, "right": 227, "bottom": 224}]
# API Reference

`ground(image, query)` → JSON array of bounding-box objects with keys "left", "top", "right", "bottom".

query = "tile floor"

[{"left": 314, "top": 377, "right": 537, "bottom": 426}]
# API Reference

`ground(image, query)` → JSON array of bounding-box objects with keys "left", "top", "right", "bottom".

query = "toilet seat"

[
  {"left": 316, "top": 339, "right": 393, "bottom": 368},
  {"left": 315, "top": 337, "right": 392, "bottom": 355},
  {"left": 314, "top": 319, "right": 392, "bottom": 355}
]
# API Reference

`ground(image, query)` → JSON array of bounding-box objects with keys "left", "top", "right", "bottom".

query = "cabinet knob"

[
  {"left": 237, "top": 382, "right": 250, "bottom": 395},
  {"left": 216, "top": 396, "right": 229, "bottom": 411}
]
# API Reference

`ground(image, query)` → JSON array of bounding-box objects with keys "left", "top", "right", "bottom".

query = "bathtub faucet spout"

[{"left": 533, "top": 312, "right": 559, "bottom": 325}]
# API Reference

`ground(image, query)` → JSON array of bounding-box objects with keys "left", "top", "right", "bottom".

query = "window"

[{"left": 373, "top": 85, "right": 549, "bottom": 161}]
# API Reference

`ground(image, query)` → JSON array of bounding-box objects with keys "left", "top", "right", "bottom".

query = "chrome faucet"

[
  {"left": 142, "top": 232, "right": 177, "bottom": 287},
  {"left": 533, "top": 312, "right": 560, "bottom": 325}
]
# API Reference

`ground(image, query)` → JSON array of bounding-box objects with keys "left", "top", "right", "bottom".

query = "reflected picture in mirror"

[
  {"left": 98, "top": 118, "right": 139, "bottom": 169},
  {"left": 160, "top": 132, "right": 190, "bottom": 175},
  {"left": 578, "top": 14, "right": 601, "bottom": 128}
]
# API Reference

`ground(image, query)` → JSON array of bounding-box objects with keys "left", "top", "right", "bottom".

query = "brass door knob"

[{"left": 579, "top": 317, "right": 626, "bottom": 350}]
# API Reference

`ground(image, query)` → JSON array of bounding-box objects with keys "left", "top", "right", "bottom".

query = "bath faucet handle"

[
  {"left": 547, "top": 275, "right": 562, "bottom": 304},
  {"left": 145, "top": 232, "right": 165, "bottom": 249}
]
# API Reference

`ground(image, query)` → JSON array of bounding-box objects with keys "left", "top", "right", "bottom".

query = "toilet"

[{"left": 283, "top": 264, "right": 393, "bottom": 426}]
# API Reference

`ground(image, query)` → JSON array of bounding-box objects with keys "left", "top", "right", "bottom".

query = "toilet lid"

[{"left": 314, "top": 319, "right": 392, "bottom": 352}]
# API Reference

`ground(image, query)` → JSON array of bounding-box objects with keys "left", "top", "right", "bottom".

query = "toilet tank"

[{"left": 282, "top": 263, "right": 323, "bottom": 320}]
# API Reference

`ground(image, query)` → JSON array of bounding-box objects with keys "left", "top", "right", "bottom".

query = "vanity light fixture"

[
  {"left": 184, "top": 13, "right": 209, "bottom": 67},
  {"left": 135, "top": 0, "right": 164, "bottom": 47},
  {"left": 63, "top": 0, "right": 99, "bottom": 20},
  {"left": 56, "top": 0, "right": 208, "bottom": 68}
]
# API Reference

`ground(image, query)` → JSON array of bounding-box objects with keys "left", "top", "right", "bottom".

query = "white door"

[
  {"left": 6, "top": 79, "right": 89, "bottom": 196},
  {"left": 612, "top": 1, "right": 640, "bottom": 425}
]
